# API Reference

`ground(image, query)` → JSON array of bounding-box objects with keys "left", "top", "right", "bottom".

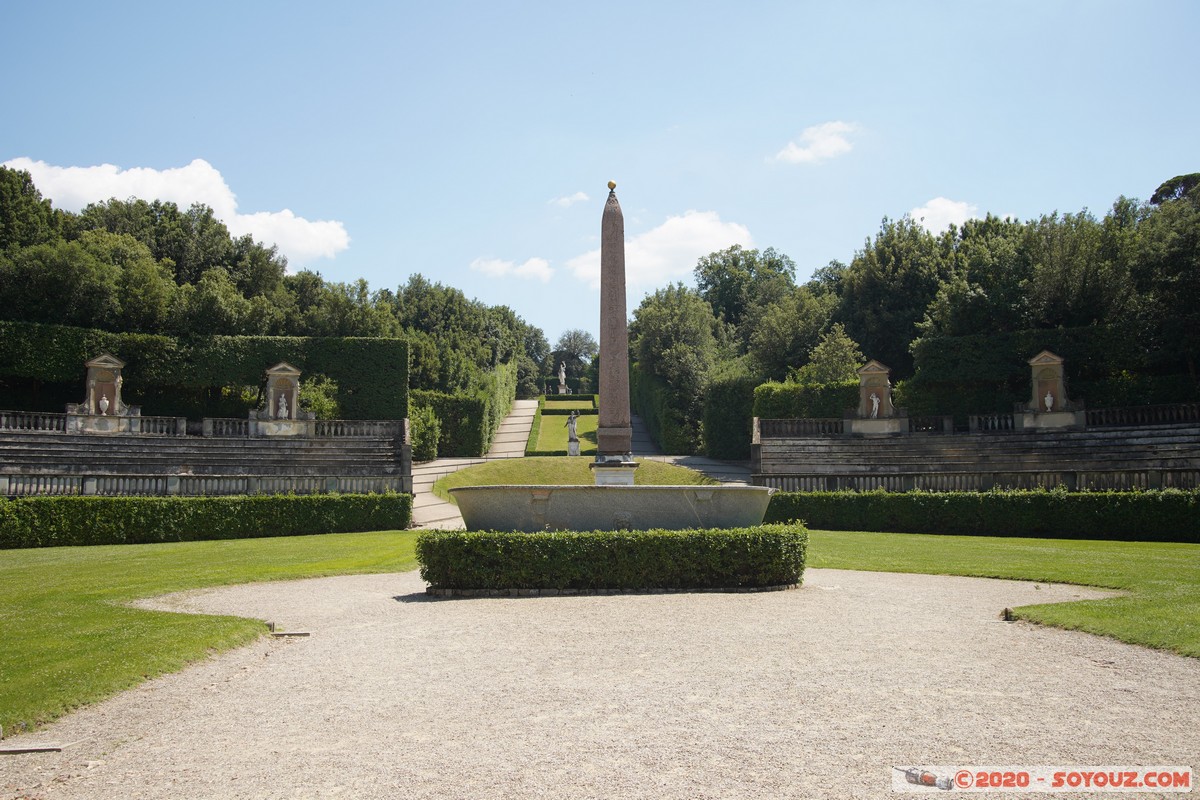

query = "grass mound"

[{"left": 432, "top": 457, "right": 718, "bottom": 503}]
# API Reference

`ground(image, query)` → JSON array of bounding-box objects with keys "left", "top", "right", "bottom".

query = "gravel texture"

[{"left": 2, "top": 569, "right": 1197, "bottom": 799}]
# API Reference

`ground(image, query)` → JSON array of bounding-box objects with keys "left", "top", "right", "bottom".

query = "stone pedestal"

[
  {"left": 567, "top": 441, "right": 581, "bottom": 457},
  {"left": 589, "top": 460, "right": 638, "bottom": 486},
  {"left": 250, "top": 418, "right": 315, "bottom": 437},
  {"left": 848, "top": 418, "right": 903, "bottom": 435},
  {"left": 1017, "top": 410, "right": 1086, "bottom": 430}
]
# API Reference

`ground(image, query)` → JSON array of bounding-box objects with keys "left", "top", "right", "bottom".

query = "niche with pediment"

[
  {"left": 77, "top": 353, "right": 130, "bottom": 416},
  {"left": 856, "top": 360, "right": 896, "bottom": 419},
  {"left": 1027, "top": 350, "right": 1069, "bottom": 413}
]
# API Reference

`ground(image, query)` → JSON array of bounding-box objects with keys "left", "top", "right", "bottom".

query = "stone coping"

[{"left": 426, "top": 583, "right": 799, "bottom": 598}]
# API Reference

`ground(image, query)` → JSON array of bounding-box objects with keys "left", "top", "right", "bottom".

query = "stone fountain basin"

[{"left": 449, "top": 484, "right": 774, "bottom": 532}]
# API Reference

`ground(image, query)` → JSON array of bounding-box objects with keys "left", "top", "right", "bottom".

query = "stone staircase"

[
  {"left": 754, "top": 423, "right": 1200, "bottom": 492},
  {"left": 0, "top": 428, "right": 411, "bottom": 496}
]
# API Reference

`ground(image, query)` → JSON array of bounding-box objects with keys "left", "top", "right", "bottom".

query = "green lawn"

[
  {"left": 0, "top": 531, "right": 419, "bottom": 734},
  {"left": 2, "top": 523, "right": 1196, "bottom": 737},
  {"left": 534, "top": 413, "right": 599, "bottom": 454},
  {"left": 809, "top": 530, "right": 1200, "bottom": 658},
  {"left": 431, "top": 456, "right": 719, "bottom": 502}
]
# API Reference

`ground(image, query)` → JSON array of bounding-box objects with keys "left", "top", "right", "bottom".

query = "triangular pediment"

[
  {"left": 1027, "top": 350, "right": 1064, "bottom": 366},
  {"left": 856, "top": 359, "right": 891, "bottom": 376},
  {"left": 265, "top": 361, "right": 302, "bottom": 377},
  {"left": 85, "top": 353, "right": 126, "bottom": 370}
]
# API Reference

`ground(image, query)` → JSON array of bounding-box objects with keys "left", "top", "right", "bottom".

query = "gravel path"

[{"left": 3, "top": 570, "right": 1197, "bottom": 799}]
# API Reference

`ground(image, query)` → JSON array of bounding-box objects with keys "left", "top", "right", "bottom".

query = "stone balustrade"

[
  {"left": 0, "top": 473, "right": 409, "bottom": 498},
  {"left": 756, "top": 469, "right": 1200, "bottom": 493},
  {"left": 1087, "top": 403, "right": 1200, "bottom": 428},
  {"left": 969, "top": 413, "right": 1017, "bottom": 432},
  {"left": 0, "top": 411, "right": 68, "bottom": 432}
]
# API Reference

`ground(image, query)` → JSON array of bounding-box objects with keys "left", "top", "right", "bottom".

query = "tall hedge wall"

[
  {"left": 752, "top": 381, "right": 859, "bottom": 420},
  {"left": 0, "top": 493, "right": 413, "bottom": 549},
  {"left": 411, "top": 360, "right": 517, "bottom": 457},
  {"left": 765, "top": 489, "right": 1200, "bottom": 543},
  {"left": 0, "top": 321, "right": 409, "bottom": 420},
  {"left": 631, "top": 365, "right": 697, "bottom": 454},
  {"left": 702, "top": 375, "right": 758, "bottom": 460},
  {"left": 904, "top": 325, "right": 1197, "bottom": 418}
]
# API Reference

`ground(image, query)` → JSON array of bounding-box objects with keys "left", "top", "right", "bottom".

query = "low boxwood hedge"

[
  {"left": 765, "top": 489, "right": 1200, "bottom": 543},
  {"left": 416, "top": 524, "right": 807, "bottom": 592},
  {"left": 0, "top": 493, "right": 413, "bottom": 549}
]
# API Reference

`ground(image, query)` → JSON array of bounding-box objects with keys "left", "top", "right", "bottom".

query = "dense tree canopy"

[
  {"left": 0, "top": 167, "right": 551, "bottom": 397},
  {"left": 632, "top": 174, "right": 1200, "bottom": 453}
]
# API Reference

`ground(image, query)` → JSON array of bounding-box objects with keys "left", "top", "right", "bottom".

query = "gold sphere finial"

[{"left": 608, "top": 180, "right": 616, "bottom": 190}]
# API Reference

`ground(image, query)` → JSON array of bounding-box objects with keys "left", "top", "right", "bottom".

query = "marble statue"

[
  {"left": 277, "top": 394, "right": 289, "bottom": 419},
  {"left": 566, "top": 411, "right": 579, "bottom": 442},
  {"left": 559, "top": 361, "right": 567, "bottom": 386},
  {"left": 869, "top": 392, "right": 880, "bottom": 419},
  {"left": 1044, "top": 391, "right": 1054, "bottom": 413}
]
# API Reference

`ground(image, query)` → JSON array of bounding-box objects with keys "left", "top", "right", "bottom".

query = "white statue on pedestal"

[
  {"left": 566, "top": 411, "right": 580, "bottom": 456},
  {"left": 1044, "top": 391, "right": 1054, "bottom": 413},
  {"left": 277, "top": 394, "right": 289, "bottom": 419},
  {"left": 869, "top": 392, "right": 880, "bottom": 419}
]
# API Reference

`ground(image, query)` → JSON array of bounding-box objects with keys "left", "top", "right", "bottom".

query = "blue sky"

[{"left": 3, "top": 1, "right": 1197, "bottom": 346}]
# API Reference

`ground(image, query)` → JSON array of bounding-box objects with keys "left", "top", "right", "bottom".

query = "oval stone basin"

[{"left": 449, "top": 484, "right": 774, "bottom": 532}]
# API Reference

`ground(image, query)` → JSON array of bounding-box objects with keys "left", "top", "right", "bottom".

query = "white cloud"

[
  {"left": 550, "top": 191, "right": 589, "bottom": 208},
  {"left": 469, "top": 256, "right": 553, "bottom": 283},
  {"left": 773, "top": 121, "right": 858, "bottom": 165},
  {"left": 1, "top": 157, "right": 350, "bottom": 266},
  {"left": 910, "top": 197, "right": 980, "bottom": 233},
  {"left": 567, "top": 210, "right": 753, "bottom": 290}
]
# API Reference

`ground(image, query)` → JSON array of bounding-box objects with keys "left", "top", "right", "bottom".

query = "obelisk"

[{"left": 592, "top": 181, "right": 637, "bottom": 484}]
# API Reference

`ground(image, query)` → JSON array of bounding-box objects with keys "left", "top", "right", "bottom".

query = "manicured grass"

[
  {"left": 540, "top": 399, "right": 596, "bottom": 410},
  {"left": 809, "top": 530, "right": 1200, "bottom": 657},
  {"left": 432, "top": 456, "right": 719, "bottom": 503},
  {"left": 534, "top": 413, "right": 599, "bottom": 454},
  {"left": 0, "top": 530, "right": 419, "bottom": 734}
]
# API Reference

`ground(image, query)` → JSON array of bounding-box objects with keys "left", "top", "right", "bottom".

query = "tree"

[
  {"left": 1021, "top": 209, "right": 1136, "bottom": 330},
  {"left": 0, "top": 167, "right": 59, "bottom": 251},
  {"left": 1150, "top": 173, "right": 1200, "bottom": 206},
  {"left": 789, "top": 323, "right": 864, "bottom": 385},
  {"left": 78, "top": 230, "right": 177, "bottom": 333},
  {"left": 168, "top": 268, "right": 255, "bottom": 336},
  {"left": 693, "top": 245, "right": 796, "bottom": 333},
  {"left": 919, "top": 214, "right": 1029, "bottom": 338},
  {"left": 0, "top": 239, "right": 122, "bottom": 328},
  {"left": 1136, "top": 179, "right": 1200, "bottom": 379},
  {"left": 746, "top": 287, "right": 836, "bottom": 380},
  {"left": 553, "top": 329, "right": 598, "bottom": 373},
  {"left": 630, "top": 284, "right": 719, "bottom": 449},
  {"left": 834, "top": 217, "right": 949, "bottom": 377}
]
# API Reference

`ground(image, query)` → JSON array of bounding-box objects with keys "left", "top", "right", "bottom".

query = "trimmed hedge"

[
  {"left": 765, "top": 489, "right": 1200, "bottom": 543},
  {"left": 904, "top": 325, "right": 1198, "bottom": 418},
  {"left": 630, "top": 366, "right": 698, "bottom": 454},
  {"left": 0, "top": 320, "right": 410, "bottom": 420},
  {"left": 702, "top": 375, "right": 758, "bottom": 460},
  {"left": 753, "top": 381, "right": 859, "bottom": 420},
  {"left": 0, "top": 493, "right": 413, "bottom": 549},
  {"left": 415, "top": 525, "right": 808, "bottom": 591},
  {"left": 410, "top": 361, "right": 518, "bottom": 457}
]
